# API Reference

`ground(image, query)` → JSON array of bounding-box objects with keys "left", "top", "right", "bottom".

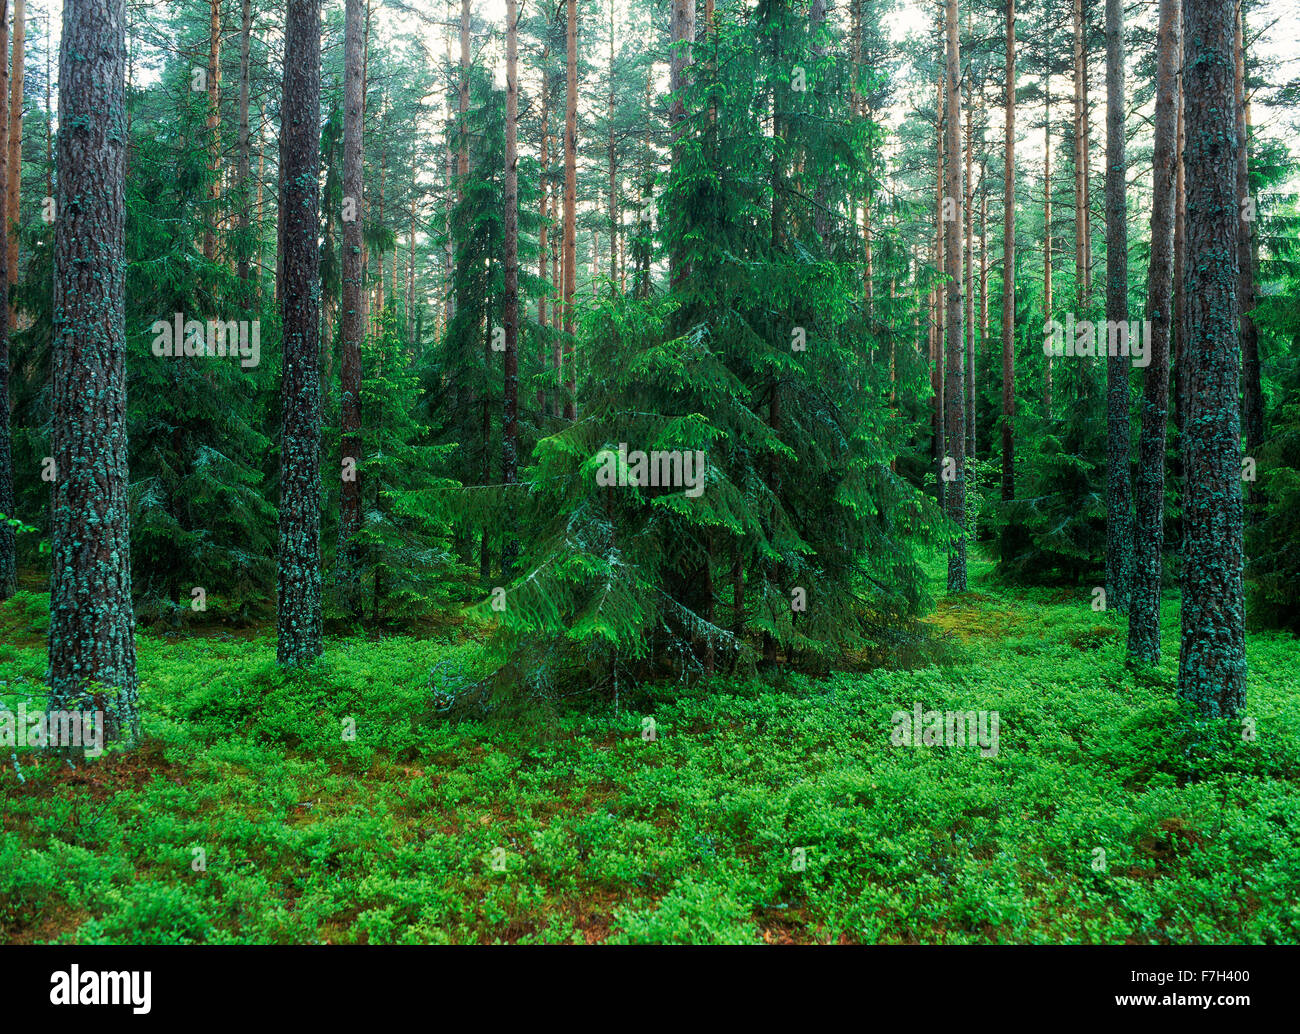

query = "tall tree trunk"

[
  {"left": 538, "top": 56, "right": 550, "bottom": 410},
  {"left": 1001, "top": 0, "right": 1015, "bottom": 500},
  {"left": 276, "top": 0, "right": 323, "bottom": 666},
  {"left": 634, "top": 63, "right": 652, "bottom": 300},
  {"left": 502, "top": 0, "right": 520, "bottom": 576},
  {"left": 668, "top": 0, "right": 695, "bottom": 288},
  {"left": 979, "top": 158, "right": 988, "bottom": 455},
  {"left": 0, "top": 0, "right": 11, "bottom": 600},
  {"left": 562, "top": 0, "right": 577, "bottom": 419},
  {"left": 358, "top": 0, "right": 373, "bottom": 327},
  {"left": 1081, "top": 6, "right": 1092, "bottom": 305},
  {"left": 964, "top": 39, "right": 975, "bottom": 463},
  {"left": 338, "top": 0, "right": 365, "bottom": 620},
  {"left": 1043, "top": 61, "right": 1053, "bottom": 413},
  {"left": 43, "top": 4, "right": 50, "bottom": 203},
  {"left": 442, "top": 3, "right": 455, "bottom": 329},
  {"left": 608, "top": 0, "right": 618, "bottom": 285},
  {"left": 235, "top": 0, "right": 252, "bottom": 286},
  {"left": 1072, "top": 0, "right": 1086, "bottom": 309},
  {"left": 48, "top": 0, "right": 138, "bottom": 741},
  {"left": 7, "top": 0, "right": 22, "bottom": 322},
  {"left": 1235, "top": 8, "right": 1262, "bottom": 518},
  {"left": 375, "top": 108, "right": 386, "bottom": 326},
  {"left": 256, "top": 105, "right": 266, "bottom": 297},
  {"left": 203, "top": 0, "right": 221, "bottom": 263},
  {"left": 1172, "top": 68, "right": 1186, "bottom": 478},
  {"left": 458, "top": 0, "right": 470, "bottom": 188},
  {"left": 944, "top": 0, "right": 967, "bottom": 593},
  {"left": 1127, "top": 0, "right": 1180, "bottom": 664},
  {"left": 1177, "top": 0, "right": 1245, "bottom": 718},
  {"left": 764, "top": 17, "right": 784, "bottom": 667},
  {"left": 1104, "top": 0, "right": 1133, "bottom": 612},
  {"left": 407, "top": 191, "right": 417, "bottom": 348},
  {"left": 933, "top": 68, "right": 945, "bottom": 479},
  {"left": 553, "top": 99, "right": 562, "bottom": 354}
]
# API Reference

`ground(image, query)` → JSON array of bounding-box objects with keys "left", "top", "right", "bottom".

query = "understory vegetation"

[{"left": 4, "top": 555, "right": 1297, "bottom": 945}]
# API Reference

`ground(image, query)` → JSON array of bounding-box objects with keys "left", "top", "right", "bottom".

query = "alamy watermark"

[
  {"left": 50, "top": 966, "right": 151, "bottom": 1014},
  {"left": 1043, "top": 313, "right": 1151, "bottom": 368},
  {"left": 1, "top": 703, "right": 105, "bottom": 758},
  {"left": 595, "top": 443, "right": 707, "bottom": 498},
  {"left": 151, "top": 313, "right": 261, "bottom": 368},
  {"left": 890, "top": 702, "right": 1000, "bottom": 758}
]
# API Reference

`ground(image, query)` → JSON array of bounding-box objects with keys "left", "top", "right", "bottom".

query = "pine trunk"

[
  {"left": 276, "top": 0, "right": 323, "bottom": 666},
  {"left": 934, "top": 68, "right": 945, "bottom": 480},
  {"left": 7, "top": 0, "right": 22, "bottom": 320},
  {"left": 48, "top": 0, "right": 139, "bottom": 741},
  {"left": 608, "top": 1, "right": 618, "bottom": 285},
  {"left": 1127, "top": 0, "right": 1180, "bottom": 664},
  {"left": 1044, "top": 64, "right": 1053, "bottom": 412},
  {"left": 668, "top": 0, "right": 695, "bottom": 287},
  {"left": 502, "top": 0, "right": 520, "bottom": 575},
  {"left": 203, "top": 0, "right": 221, "bottom": 263},
  {"left": 1002, "top": 0, "right": 1015, "bottom": 500},
  {"left": 1073, "top": 0, "right": 1086, "bottom": 310},
  {"left": 235, "top": 0, "right": 252, "bottom": 285},
  {"left": 338, "top": 0, "right": 365, "bottom": 620},
  {"left": 944, "top": 0, "right": 967, "bottom": 593},
  {"left": 1236, "top": 9, "right": 1262, "bottom": 518},
  {"left": 1104, "top": 0, "right": 1132, "bottom": 612},
  {"left": 1177, "top": 0, "right": 1245, "bottom": 718},
  {"left": 0, "top": 0, "right": 11, "bottom": 600},
  {"left": 562, "top": 0, "right": 578, "bottom": 419}
]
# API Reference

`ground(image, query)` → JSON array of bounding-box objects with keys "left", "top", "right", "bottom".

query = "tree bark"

[
  {"left": 944, "top": 0, "right": 967, "bottom": 593},
  {"left": 1043, "top": 60, "right": 1053, "bottom": 413},
  {"left": 458, "top": 0, "right": 470, "bottom": 188},
  {"left": 608, "top": 0, "right": 618, "bottom": 286},
  {"left": 934, "top": 68, "right": 945, "bottom": 479},
  {"left": 1177, "top": 0, "right": 1245, "bottom": 718},
  {"left": 7, "top": 0, "right": 22, "bottom": 317},
  {"left": 1172, "top": 67, "right": 1186, "bottom": 477},
  {"left": 1127, "top": 0, "right": 1180, "bottom": 664},
  {"left": 502, "top": 0, "right": 520, "bottom": 576},
  {"left": 538, "top": 52, "right": 550, "bottom": 410},
  {"left": 235, "top": 0, "right": 252, "bottom": 285},
  {"left": 48, "top": 0, "right": 139, "bottom": 741},
  {"left": 562, "top": 0, "right": 578, "bottom": 419},
  {"left": 1104, "top": 0, "right": 1133, "bottom": 612},
  {"left": 1235, "top": 8, "right": 1262, "bottom": 518},
  {"left": 338, "top": 0, "right": 365, "bottom": 620},
  {"left": 276, "top": 0, "right": 323, "bottom": 666},
  {"left": 203, "top": 0, "right": 221, "bottom": 263},
  {"left": 0, "top": 0, "right": 12, "bottom": 600},
  {"left": 1001, "top": 0, "right": 1015, "bottom": 500},
  {"left": 669, "top": 0, "right": 695, "bottom": 288},
  {"left": 964, "top": 33, "right": 975, "bottom": 464},
  {"left": 1073, "top": 0, "right": 1087, "bottom": 310}
]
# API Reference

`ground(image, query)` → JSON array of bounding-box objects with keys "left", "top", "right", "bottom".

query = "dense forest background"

[{"left": 2, "top": 0, "right": 1299, "bottom": 945}]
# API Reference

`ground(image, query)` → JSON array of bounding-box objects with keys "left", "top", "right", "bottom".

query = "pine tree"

[
  {"left": 562, "top": 0, "right": 578, "bottom": 420},
  {"left": 1127, "top": 0, "right": 1180, "bottom": 664},
  {"left": 502, "top": 0, "right": 521, "bottom": 575},
  {"left": 1001, "top": 0, "right": 1016, "bottom": 502},
  {"left": 48, "top": 0, "right": 139, "bottom": 743},
  {"left": 1177, "top": 0, "right": 1246, "bottom": 718},
  {"left": 1103, "top": 0, "right": 1133, "bottom": 611},
  {"left": 276, "top": 0, "right": 324, "bottom": 666},
  {"left": 338, "top": 0, "right": 366, "bottom": 619},
  {"left": 0, "top": 0, "right": 11, "bottom": 600},
  {"left": 944, "top": 0, "right": 968, "bottom": 592}
]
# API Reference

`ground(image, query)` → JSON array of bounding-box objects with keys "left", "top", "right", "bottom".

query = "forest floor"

[{"left": 2, "top": 554, "right": 1298, "bottom": 944}]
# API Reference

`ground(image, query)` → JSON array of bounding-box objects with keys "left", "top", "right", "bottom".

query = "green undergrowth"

[{"left": 2, "top": 555, "right": 1298, "bottom": 944}]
